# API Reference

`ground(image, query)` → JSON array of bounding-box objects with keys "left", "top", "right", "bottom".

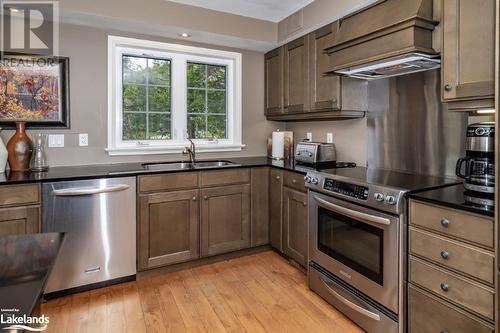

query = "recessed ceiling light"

[{"left": 179, "top": 32, "right": 192, "bottom": 38}]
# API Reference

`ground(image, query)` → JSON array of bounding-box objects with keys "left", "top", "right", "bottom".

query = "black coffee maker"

[{"left": 456, "top": 122, "right": 495, "bottom": 194}]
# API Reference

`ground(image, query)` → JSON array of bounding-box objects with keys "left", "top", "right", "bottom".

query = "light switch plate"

[
  {"left": 79, "top": 133, "right": 89, "bottom": 146},
  {"left": 326, "top": 133, "right": 333, "bottom": 143},
  {"left": 48, "top": 134, "right": 64, "bottom": 148},
  {"left": 306, "top": 132, "right": 313, "bottom": 141}
]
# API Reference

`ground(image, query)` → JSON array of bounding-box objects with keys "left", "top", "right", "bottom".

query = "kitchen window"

[{"left": 107, "top": 36, "right": 243, "bottom": 155}]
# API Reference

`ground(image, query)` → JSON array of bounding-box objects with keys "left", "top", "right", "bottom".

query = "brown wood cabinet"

[
  {"left": 309, "top": 23, "right": 341, "bottom": 111},
  {"left": 265, "top": 22, "right": 367, "bottom": 121},
  {"left": 251, "top": 167, "right": 269, "bottom": 247},
  {"left": 409, "top": 199, "right": 496, "bottom": 327},
  {"left": 265, "top": 48, "right": 284, "bottom": 115},
  {"left": 0, "top": 206, "right": 40, "bottom": 236},
  {"left": 269, "top": 168, "right": 283, "bottom": 250},
  {"left": 442, "top": 0, "right": 495, "bottom": 110},
  {"left": 201, "top": 184, "right": 251, "bottom": 257},
  {"left": 138, "top": 189, "right": 200, "bottom": 270},
  {"left": 283, "top": 35, "right": 310, "bottom": 113},
  {"left": 282, "top": 187, "right": 308, "bottom": 267}
]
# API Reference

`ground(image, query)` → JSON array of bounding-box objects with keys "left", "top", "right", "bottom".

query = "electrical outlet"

[
  {"left": 306, "top": 132, "right": 313, "bottom": 141},
  {"left": 326, "top": 133, "right": 333, "bottom": 143},
  {"left": 48, "top": 134, "right": 64, "bottom": 148},
  {"left": 79, "top": 133, "right": 89, "bottom": 146}
]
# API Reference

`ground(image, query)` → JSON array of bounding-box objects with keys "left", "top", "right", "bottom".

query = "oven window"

[{"left": 318, "top": 206, "right": 384, "bottom": 285}]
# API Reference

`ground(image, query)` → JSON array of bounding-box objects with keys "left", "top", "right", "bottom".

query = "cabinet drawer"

[
  {"left": 410, "top": 200, "right": 494, "bottom": 249},
  {"left": 139, "top": 172, "right": 199, "bottom": 193},
  {"left": 283, "top": 171, "right": 306, "bottom": 192},
  {"left": 0, "top": 184, "right": 39, "bottom": 207},
  {"left": 0, "top": 206, "right": 40, "bottom": 236},
  {"left": 409, "top": 285, "right": 493, "bottom": 333},
  {"left": 201, "top": 169, "right": 250, "bottom": 187},
  {"left": 410, "top": 257, "right": 495, "bottom": 321},
  {"left": 410, "top": 227, "right": 495, "bottom": 285}
]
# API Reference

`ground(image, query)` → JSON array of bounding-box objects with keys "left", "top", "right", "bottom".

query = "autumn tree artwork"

[{"left": 0, "top": 57, "right": 69, "bottom": 127}]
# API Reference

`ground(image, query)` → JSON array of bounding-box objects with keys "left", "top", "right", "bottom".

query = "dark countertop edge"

[
  {"left": 0, "top": 157, "right": 308, "bottom": 185},
  {"left": 0, "top": 232, "right": 65, "bottom": 326},
  {"left": 407, "top": 184, "right": 494, "bottom": 218}
]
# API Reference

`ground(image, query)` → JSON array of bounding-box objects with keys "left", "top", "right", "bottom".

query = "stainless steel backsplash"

[{"left": 367, "top": 70, "right": 468, "bottom": 177}]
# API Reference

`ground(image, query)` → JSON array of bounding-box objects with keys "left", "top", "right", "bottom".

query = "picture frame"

[{"left": 0, "top": 53, "right": 70, "bottom": 128}]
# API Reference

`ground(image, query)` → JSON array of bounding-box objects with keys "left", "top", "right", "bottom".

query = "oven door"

[{"left": 309, "top": 191, "right": 399, "bottom": 314}]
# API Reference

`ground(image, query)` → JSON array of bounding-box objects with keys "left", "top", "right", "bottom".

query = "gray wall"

[{"left": 1, "top": 22, "right": 281, "bottom": 167}]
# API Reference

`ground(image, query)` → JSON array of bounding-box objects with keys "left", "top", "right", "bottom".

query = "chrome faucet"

[{"left": 182, "top": 137, "right": 196, "bottom": 163}]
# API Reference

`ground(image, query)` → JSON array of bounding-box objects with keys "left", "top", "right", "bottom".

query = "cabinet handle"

[
  {"left": 303, "top": 202, "right": 307, "bottom": 206},
  {"left": 440, "top": 283, "right": 449, "bottom": 292},
  {"left": 292, "top": 179, "right": 297, "bottom": 184},
  {"left": 440, "top": 219, "right": 450, "bottom": 228},
  {"left": 192, "top": 196, "right": 197, "bottom": 201},
  {"left": 444, "top": 84, "right": 452, "bottom": 91},
  {"left": 440, "top": 251, "right": 449, "bottom": 260},
  {"left": 203, "top": 195, "right": 208, "bottom": 200}
]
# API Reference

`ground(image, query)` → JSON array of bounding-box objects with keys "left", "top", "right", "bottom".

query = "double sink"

[{"left": 143, "top": 160, "right": 240, "bottom": 172}]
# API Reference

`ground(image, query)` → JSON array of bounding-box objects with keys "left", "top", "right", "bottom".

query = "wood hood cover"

[{"left": 325, "top": 0, "right": 440, "bottom": 79}]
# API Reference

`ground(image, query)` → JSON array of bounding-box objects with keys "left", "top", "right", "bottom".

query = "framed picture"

[{"left": 0, "top": 54, "right": 70, "bottom": 128}]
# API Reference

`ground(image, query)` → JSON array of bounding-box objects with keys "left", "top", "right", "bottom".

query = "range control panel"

[{"left": 323, "top": 179, "right": 369, "bottom": 200}]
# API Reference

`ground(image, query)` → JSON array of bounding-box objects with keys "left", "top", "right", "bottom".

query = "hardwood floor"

[{"left": 41, "top": 251, "right": 363, "bottom": 333}]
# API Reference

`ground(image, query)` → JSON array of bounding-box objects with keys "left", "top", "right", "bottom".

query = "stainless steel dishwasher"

[{"left": 42, "top": 177, "right": 136, "bottom": 296}]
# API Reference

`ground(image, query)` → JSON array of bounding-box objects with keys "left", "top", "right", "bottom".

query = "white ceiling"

[{"left": 165, "top": 0, "right": 315, "bottom": 22}]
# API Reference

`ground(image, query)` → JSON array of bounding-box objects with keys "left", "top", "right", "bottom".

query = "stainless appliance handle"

[
  {"left": 319, "top": 277, "right": 381, "bottom": 321},
  {"left": 53, "top": 184, "right": 130, "bottom": 196},
  {"left": 313, "top": 195, "right": 391, "bottom": 226}
]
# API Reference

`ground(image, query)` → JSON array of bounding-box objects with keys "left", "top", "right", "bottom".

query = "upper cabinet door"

[
  {"left": 442, "top": 0, "right": 495, "bottom": 103},
  {"left": 265, "top": 48, "right": 284, "bottom": 115},
  {"left": 310, "top": 23, "right": 341, "bottom": 111},
  {"left": 284, "top": 35, "right": 310, "bottom": 113}
]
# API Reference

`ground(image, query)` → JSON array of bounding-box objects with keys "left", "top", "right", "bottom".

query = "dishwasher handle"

[{"left": 52, "top": 184, "right": 130, "bottom": 196}]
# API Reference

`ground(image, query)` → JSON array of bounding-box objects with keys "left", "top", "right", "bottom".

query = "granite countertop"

[
  {"left": 0, "top": 233, "right": 64, "bottom": 329},
  {"left": 0, "top": 157, "right": 315, "bottom": 185},
  {"left": 408, "top": 183, "right": 494, "bottom": 217}
]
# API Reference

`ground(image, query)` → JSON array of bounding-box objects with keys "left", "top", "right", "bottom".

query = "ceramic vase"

[
  {"left": 0, "top": 129, "right": 8, "bottom": 173},
  {"left": 7, "top": 122, "right": 33, "bottom": 171}
]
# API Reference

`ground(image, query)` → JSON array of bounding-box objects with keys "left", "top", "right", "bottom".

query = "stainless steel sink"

[
  {"left": 193, "top": 161, "right": 237, "bottom": 168},
  {"left": 144, "top": 162, "right": 194, "bottom": 171},
  {"left": 143, "top": 160, "right": 240, "bottom": 171}
]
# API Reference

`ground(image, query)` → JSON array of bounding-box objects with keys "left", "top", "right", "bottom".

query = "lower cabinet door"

[
  {"left": 201, "top": 184, "right": 251, "bottom": 257},
  {"left": 282, "top": 187, "right": 308, "bottom": 267},
  {"left": 0, "top": 206, "right": 40, "bottom": 236},
  {"left": 269, "top": 169, "right": 283, "bottom": 250},
  {"left": 138, "top": 189, "right": 200, "bottom": 270}
]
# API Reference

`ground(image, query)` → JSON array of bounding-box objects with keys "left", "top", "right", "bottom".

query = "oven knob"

[
  {"left": 311, "top": 178, "right": 319, "bottom": 185},
  {"left": 304, "top": 176, "right": 312, "bottom": 183},
  {"left": 385, "top": 195, "right": 397, "bottom": 205},
  {"left": 374, "top": 193, "right": 385, "bottom": 202}
]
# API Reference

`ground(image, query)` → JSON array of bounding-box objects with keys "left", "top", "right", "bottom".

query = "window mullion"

[{"left": 171, "top": 57, "right": 187, "bottom": 143}]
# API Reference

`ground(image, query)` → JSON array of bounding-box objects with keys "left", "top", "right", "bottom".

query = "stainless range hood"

[{"left": 325, "top": 0, "right": 440, "bottom": 80}]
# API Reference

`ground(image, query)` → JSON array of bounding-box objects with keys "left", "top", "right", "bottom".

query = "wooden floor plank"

[{"left": 40, "top": 251, "right": 363, "bottom": 333}]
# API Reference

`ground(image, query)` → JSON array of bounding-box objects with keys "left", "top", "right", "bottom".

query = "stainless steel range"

[{"left": 305, "top": 167, "right": 457, "bottom": 333}]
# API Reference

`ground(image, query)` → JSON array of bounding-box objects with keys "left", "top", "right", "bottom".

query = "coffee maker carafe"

[{"left": 456, "top": 122, "right": 495, "bottom": 193}]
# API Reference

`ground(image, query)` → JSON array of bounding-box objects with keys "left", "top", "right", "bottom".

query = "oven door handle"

[
  {"left": 313, "top": 196, "right": 391, "bottom": 226},
  {"left": 319, "top": 277, "right": 381, "bottom": 321}
]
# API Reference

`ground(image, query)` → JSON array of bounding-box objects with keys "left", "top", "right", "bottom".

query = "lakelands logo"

[
  {"left": 0, "top": 0, "right": 59, "bottom": 56},
  {"left": 1, "top": 309, "right": 49, "bottom": 332}
]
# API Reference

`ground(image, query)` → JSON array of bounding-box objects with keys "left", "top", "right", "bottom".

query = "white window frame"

[{"left": 107, "top": 35, "right": 243, "bottom": 156}]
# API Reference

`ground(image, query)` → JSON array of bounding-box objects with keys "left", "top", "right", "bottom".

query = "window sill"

[{"left": 106, "top": 144, "right": 246, "bottom": 156}]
